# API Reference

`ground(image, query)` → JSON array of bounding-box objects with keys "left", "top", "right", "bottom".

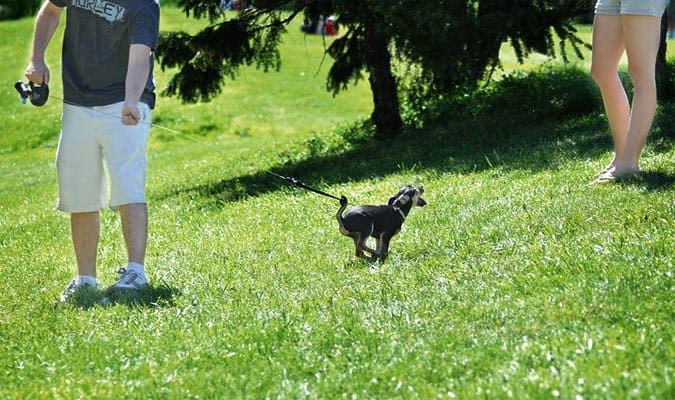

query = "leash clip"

[{"left": 14, "top": 81, "right": 49, "bottom": 107}]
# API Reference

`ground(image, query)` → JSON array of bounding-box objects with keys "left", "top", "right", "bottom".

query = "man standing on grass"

[{"left": 24, "top": 0, "right": 160, "bottom": 301}]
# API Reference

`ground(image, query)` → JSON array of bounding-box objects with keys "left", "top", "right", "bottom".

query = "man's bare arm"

[
  {"left": 121, "top": 44, "right": 152, "bottom": 125},
  {"left": 25, "top": 1, "right": 63, "bottom": 84}
]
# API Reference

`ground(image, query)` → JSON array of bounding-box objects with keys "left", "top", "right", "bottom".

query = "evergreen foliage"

[
  {"left": 387, "top": 1, "right": 590, "bottom": 96},
  {"left": 156, "top": 1, "right": 591, "bottom": 139}
]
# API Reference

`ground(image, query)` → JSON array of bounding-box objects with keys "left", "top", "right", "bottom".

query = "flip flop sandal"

[{"left": 589, "top": 171, "right": 617, "bottom": 186}]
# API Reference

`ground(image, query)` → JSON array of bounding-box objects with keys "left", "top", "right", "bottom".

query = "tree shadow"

[
  {"left": 63, "top": 282, "right": 181, "bottom": 310},
  {"left": 156, "top": 106, "right": 673, "bottom": 207}
]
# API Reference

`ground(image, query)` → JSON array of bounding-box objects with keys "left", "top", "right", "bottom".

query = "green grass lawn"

[{"left": 0, "top": 7, "right": 673, "bottom": 399}]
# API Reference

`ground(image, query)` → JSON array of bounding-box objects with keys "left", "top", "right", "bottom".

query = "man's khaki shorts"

[
  {"left": 595, "top": 0, "right": 671, "bottom": 16},
  {"left": 56, "top": 101, "right": 151, "bottom": 213}
]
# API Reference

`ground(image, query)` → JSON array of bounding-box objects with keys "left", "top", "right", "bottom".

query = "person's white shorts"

[
  {"left": 595, "top": 0, "right": 671, "bottom": 16},
  {"left": 56, "top": 101, "right": 151, "bottom": 213}
]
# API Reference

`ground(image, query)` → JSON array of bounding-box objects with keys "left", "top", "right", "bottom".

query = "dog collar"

[{"left": 394, "top": 207, "right": 406, "bottom": 219}]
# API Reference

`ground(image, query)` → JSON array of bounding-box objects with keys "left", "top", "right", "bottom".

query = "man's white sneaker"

[
  {"left": 106, "top": 267, "right": 148, "bottom": 293},
  {"left": 60, "top": 279, "right": 97, "bottom": 302}
]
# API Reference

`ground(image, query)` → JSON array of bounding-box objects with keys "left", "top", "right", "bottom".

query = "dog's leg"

[
  {"left": 362, "top": 243, "right": 379, "bottom": 256},
  {"left": 375, "top": 236, "right": 383, "bottom": 258},
  {"left": 361, "top": 237, "right": 381, "bottom": 262},
  {"left": 357, "top": 235, "right": 376, "bottom": 259},
  {"left": 379, "top": 233, "right": 394, "bottom": 261},
  {"left": 351, "top": 233, "right": 367, "bottom": 258},
  {"left": 361, "top": 223, "right": 379, "bottom": 258}
]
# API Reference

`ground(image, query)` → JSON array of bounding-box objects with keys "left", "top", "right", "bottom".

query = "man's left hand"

[{"left": 121, "top": 102, "right": 141, "bottom": 125}]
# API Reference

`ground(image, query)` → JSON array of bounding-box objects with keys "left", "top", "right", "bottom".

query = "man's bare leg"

[
  {"left": 119, "top": 203, "right": 147, "bottom": 265},
  {"left": 71, "top": 211, "right": 100, "bottom": 278},
  {"left": 105, "top": 203, "right": 149, "bottom": 292}
]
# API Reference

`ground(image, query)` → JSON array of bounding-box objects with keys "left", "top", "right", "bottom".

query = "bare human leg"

[
  {"left": 71, "top": 211, "right": 100, "bottom": 278},
  {"left": 590, "top": 15, "right": 630, "bottom": 174},
  {"left": 615, "top": 14, "right": 663, "bottom": 176},
  {"left": 118, "top": 203, "right": 148, "bottom": 265}
]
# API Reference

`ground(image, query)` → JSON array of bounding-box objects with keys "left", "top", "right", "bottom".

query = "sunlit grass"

[{"left": 0, "top": 6, "right": 673, "bottom": 399}]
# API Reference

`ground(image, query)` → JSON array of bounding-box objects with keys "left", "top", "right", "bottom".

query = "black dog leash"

[{"left": 266, "top": 170, "right": 346, "bottom": 203}]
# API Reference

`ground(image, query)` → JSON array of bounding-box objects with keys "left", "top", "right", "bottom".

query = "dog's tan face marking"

[
  {"left": 411, "top": 191, "right": 421, "bottom": 206},
  {"left": 391, "top": 186, "right": 416, "bottom": 207},
  {"left": 393, "top": 186, "right": 426, "bottom": 208},
  {"left": 412, "top": 186, "right": 426, "bottom": 207},
  {"left": 396, "top": 194, "right": 410, "bottom": 205}
]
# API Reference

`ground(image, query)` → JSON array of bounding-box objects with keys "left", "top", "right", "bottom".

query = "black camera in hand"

[{"left": 14, "top": 81, "right": 49, "bottom": 107}]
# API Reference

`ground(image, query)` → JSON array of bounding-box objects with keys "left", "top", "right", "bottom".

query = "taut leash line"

[{"left": 266, "top": 170, "right": 345, "bottom": 203}]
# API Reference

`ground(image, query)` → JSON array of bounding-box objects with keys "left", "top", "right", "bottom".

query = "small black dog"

[{"left": 336, "top": 185, "right": 426, "bottom": 261}]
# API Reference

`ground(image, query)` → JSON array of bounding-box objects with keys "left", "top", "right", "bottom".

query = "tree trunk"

[
  {"left": 656, "top": 12, "right": 669, "bottom": 100},
  {"left": 363, "top": 18, "right": 402, "bottom": 139}
]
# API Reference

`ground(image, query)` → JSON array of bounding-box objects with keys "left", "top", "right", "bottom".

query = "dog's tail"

[{"left": 336, "top": 195, "right": 348, "bottom": 232}]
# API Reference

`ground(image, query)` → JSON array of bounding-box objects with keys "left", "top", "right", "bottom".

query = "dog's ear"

[{"left": 388, "top": 195, "right": 397, "bottom": 206}]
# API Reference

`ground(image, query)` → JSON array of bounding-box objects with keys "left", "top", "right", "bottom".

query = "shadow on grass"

[
  {"left": 157, "top": 104, "right": 674, "bottom": 206},
  {"left": 615, "top": 171, "right": 675, "bottom": 191},
  {"left": 64, "top": 282, "right": 181, "bottom": 310}
]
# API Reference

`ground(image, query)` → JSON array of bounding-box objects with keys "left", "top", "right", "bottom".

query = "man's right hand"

[
  {"left": 26, "top": 1, "right": 63, "bottom": 86},
  {"left": 25, "top": 60, "right": 50, "bottom": 85}
]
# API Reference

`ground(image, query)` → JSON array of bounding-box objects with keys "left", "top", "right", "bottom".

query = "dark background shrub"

[{"left": 0, "top": 0, "right": 41, "bottom": 20}]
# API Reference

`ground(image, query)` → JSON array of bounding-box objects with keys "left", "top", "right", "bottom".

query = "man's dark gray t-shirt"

[{"left": 48, "top": 0, "right": 160, "bottom": 108}]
